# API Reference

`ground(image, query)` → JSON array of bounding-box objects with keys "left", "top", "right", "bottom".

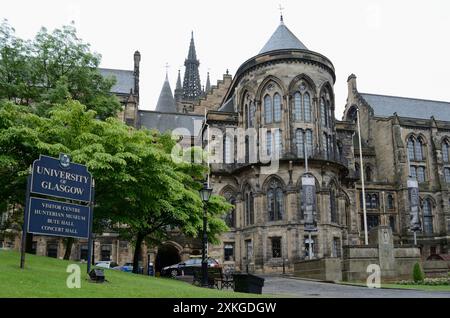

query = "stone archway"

[{"left": 155, "top": 243, "right": 181, "bottom": 274}]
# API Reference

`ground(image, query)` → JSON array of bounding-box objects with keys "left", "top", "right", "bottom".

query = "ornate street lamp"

[{"left": 199, "top": 181, "right": 212, "bottom": 286}]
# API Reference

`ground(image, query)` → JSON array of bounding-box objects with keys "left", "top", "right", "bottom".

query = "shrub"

[{"left": 412, "top": 263, "right": 424, "bottom": 282}]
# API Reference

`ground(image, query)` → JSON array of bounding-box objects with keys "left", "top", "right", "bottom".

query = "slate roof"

[
  {"left": 155, "top": 76, "right": 177, "bottom": 113},
  {"left": 218, "top": 97, "right": 235, "bottom": 112},
  {"left": 259, "top": 20, "right": 308, "bottom": 55},
  {"left": 360, "top": 93, "right": 450, "bottom": 121},
  {"left": 138, "top": 110, "right": 204, "bottom": 136},
  {"left": 99, "top": 68, "right": 134, "bottom": 95}
]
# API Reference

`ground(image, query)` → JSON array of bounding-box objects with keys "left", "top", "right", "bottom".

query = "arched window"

[
  {"left": 274, "top": 129, "right": 282, "bottom": 157},
  {"left": 442, "top": 140, "right": 449, "bottom": 163},
  {"left": 305, "top": 129, "right": 313, "bottom": 156},
  {"left": 264, "top": 95, "right": 272, "bottom": 124},
  {"left": 337, "top": 141, "right": 343, "bottom": 161},
  {"left": 296, "top": 129, "right": 304, "bottom": 158},
  {"left": 320, "top": 97, "right": 327, "bottom": 127},
  {"left": 355, "top": 163, "right": 360, "bottom": 178},
  {"left": 423, "top": 199, "right": 433, "bottom": 234},
  {"left": 273, "top": 93, "right": 282, "bottom": 123},
  {"left": 249, "top": 102, "right": 256, "bottom": 128},
  {"left": 366, "top": 166, "right": 372, "bottom": 182},
  {"left": 415, "top": 137, "right": 424, "bottom": 161},
  {"left": 293, "top": 92, "right": 302, "bottom": 121},
  {"left": 267, "top": 179, "right": 284, "bottom": 221},
  {"left": 407, "top": 137, "right": 415, "bottom": 161},
  {"left": 387, "top": 194, "right": 394, "bottom": 209},
  {"left": 330, "top": 187, "right": 337, "bottom": 223},
  {"left": 304, "top": 93, "right": 311, "bottom": 122},
  {"left": 224, "top": 134, "right": 232, "bottom": 164},
  {"left": 244, "top": 185, "right": 254, "bottom": 226},
  {"left": 266, "top": 130, "right": 272, "bottom": 156},
  {"left": 445, "top": 168, "right": 450, "bottom": 184},
  {"left": 222, "top": 192, "right": 236, "bottom": 228}
]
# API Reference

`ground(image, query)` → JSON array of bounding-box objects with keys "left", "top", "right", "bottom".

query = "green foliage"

[
  {"left": 0, "top": 20, "right": 121, "bottom": 119},
  {"left": 413, "top": 262, "right": 425, "bottom": 282},
  {"left": 0, "top": 100, "right": 231, "bottom": 251}
]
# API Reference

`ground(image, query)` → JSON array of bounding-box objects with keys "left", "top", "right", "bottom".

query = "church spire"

[
  {"left": 205, "top": 71, "right": 211, "bottom": 93},
  {"left": 155, "top": 73, "right": 177, "bottom": 113},
  {"left": 174, "top": 69, "right": 183, "bottom": 102},
  {"left": 182, "top": 32, "right": 202, "bottom": 101}
]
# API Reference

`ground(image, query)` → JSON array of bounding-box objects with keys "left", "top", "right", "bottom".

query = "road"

[{"left": 261, "top": 276, "right": 450, "bottom": 298}]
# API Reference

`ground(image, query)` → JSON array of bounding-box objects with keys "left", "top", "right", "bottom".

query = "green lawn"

[{"left": 0, "top": 250, "right": 267, "bottom": 298}]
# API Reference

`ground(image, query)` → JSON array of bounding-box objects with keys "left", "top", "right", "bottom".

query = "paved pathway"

[{"left": 261, "top": 275, "right": 450, "bottom": 298}]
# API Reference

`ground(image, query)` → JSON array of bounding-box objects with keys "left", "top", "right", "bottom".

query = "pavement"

[{"left": 260, "top": 275, "right": 450, "bottom": 298}]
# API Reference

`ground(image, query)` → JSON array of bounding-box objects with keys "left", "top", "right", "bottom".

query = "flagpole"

[{"left": 357, "top": 108, "right": 369, "bottom": 245}]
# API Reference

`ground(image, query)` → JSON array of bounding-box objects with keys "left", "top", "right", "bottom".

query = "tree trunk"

[
  {"left": 132, "top": 233, "right": 145, "bottom": 274},
  {"left": 64, "top": 237, "right": 74, "bottom": 260}
]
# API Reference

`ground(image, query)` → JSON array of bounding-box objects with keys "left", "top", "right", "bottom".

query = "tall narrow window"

[
  {"left": 267, "top": 179, "right": 283, "bottom": 221},
  {"left": 304, "top": 93, "right": 311, "bottom": 122},
  {"left": 273, "top": 93, "right": 282, "bottom": 123},
  {"left": 415, "top": 138, "right": 424, "bottom": 161},
  {"left": 323, "top": 133, "right": 328, "bottom": 159},
  {"left": 442, "top": 140, "right": 449, "bottom": 163},
  {"left": 423, "top": 199, "right": 433, "bottom": 235},
  {"left": 296, "top": 129, "right": 304, "bottom": 158},
  {"left": 387, "top": 194, "right": 394, "bottom": 209},
  {"left": 294, "top": 92, "right": 302, "bottom": 121},
  {"left": 408, "top": 137, "right": 415, "bottom": 161},
  {"left": 366, "top": 166, "right": 372, "bottom": 182},
  {"left": 306, "top": 129, "right": 313, "bottom": 156},
  {"left": 266, "top": 131, "right": 272, "bottom": 156},
  {"left": 274, "top": 129, "right": 282, "bottom": 157},
  {"left": 417, "top": 166, "right": 426, "bottom": 183},
  {"left": 224, "top": 135, "right": 232, "bottom": 164},
  {"left": 445, "top": 168, "right": 450, "bottom": 184},
  {"left": 330, "top": 188, "right": 337, "bottom": 223},
  {"left": 249, "top": 102, "right": 256, "bottom": 127},
  {"left": 264, "top": 95, "right": 272, "bottom": 124},
  {"left": 410, "top": 166, "right": 417, "bottom": 179},
  {"left": 320, "top": 97, "right": 327, "bottom": 127},
  {"left": 245, "top": 186, "right": 254, "bottom": 226}
]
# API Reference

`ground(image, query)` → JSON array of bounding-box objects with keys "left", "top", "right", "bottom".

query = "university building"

[{"left": 2, "top": 16, "right": 449, "bottom": 276}]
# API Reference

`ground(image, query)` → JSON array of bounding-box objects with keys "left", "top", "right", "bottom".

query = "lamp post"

[{"left": 199, "top": 181, "right": 212, "bottom": 287}]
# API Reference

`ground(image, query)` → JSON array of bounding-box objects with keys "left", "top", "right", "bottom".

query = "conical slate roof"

[
  {"left": 155, "top": 74, "right": 177, "bottom": 113},
  {"left": 259, "top": 18, "right": 308, "bottom": 55}
]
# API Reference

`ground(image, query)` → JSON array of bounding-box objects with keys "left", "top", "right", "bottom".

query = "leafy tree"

[
  {"left": 0, "top": 100, "right": 231, "bottom": 266},
  {"left": 0, "top": 20, "right": 121, "bottom": 119}
]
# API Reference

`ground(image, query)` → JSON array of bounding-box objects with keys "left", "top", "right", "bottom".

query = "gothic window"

[
  {"left": 264, "top": 95, "right": 272, "bottom": 124},
  {"left": 244, "top": 103, "right": 248, "bottom": 128},
  {"left": 274, "top": 129, "right": 282, "bottom": 157},
  {"left": 410, "top": 166, "right": 417, "bottom": 179},
  {"left": 244, "top": 185, "right": 254, "bottom": 226},
  {"left": 267, "top": 179, "right": 284, "bottom": 221},
  {"left": 320, "top": 97, "right": 327, "bottom": 127},
  {"left": 417, "top": 166, "right": 426, "bottom": 183},
  {"left": 389, "top": 216, "right": 396, "bottom": 233},
  {"left": 271, "top": 237, "right": 282, "bottom": 258},
  {"left": 266, "top": 130, "right": 272, "bottom": 156},
  {"left": 305, "top": 129, "right": 313, "bottom": 156},
  {"left": 296, "top": 129, "right": 304, "bottom": 158},
  {"left": 423, "top": 199, "right": 433, "bottom": 235},
  {"left": 294, "top": 92, "right": 302, "bottom": 121},
  {"left": 273, "top": 93, "right": 282, "bottom": 123},
  {"left": 330, "top": 187, "right": 337, "bottom": 223},
  {"left": 304, "top": 93, "right": 311, "bottom": 122},
  {"left": 408, "top": 137, "right": 415, "bottom": 161},
  {"left": 224, "top": 195, "right": 236, "bottom": 228},
  {"left": 445, "top": 168, "right": 450, "bottom": 184},
  {"left": 224, "top": 134, "right": 233, "bottom": 164},
  {"left": 443, "top": 139, "right": 450, "bottom": 163},
  {"left": 415, "top": 137, "right": 425, "bottom": 161},
  {"left": 387, "top": 194, "right": 394, "bottom": 210},
  {"left": 249, "top": 102, "right": 256, "bottom": 128},
  {"left": 337, "top": 142, "right": 343, "bottom": 161}
]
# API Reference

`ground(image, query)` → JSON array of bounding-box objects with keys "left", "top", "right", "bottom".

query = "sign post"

[
  {"left": 20, "top": 154, "right": 93, "bottom": 271},
  {"left": 87, "top": 179, "right": 95, "bottom": 274}
]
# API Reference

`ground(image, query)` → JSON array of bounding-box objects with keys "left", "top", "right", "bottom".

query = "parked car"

[
  {"left": 112, "top": 262, "right": 134, "bottom": 272},
  {"left": 94, "top": 261, "right": 118, "bottom": 269},
  {"left": 161, "top": 258, "right": 220, "bottom": 278}
]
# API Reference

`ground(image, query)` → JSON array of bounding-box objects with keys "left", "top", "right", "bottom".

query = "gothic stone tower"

[{"left": 205, "top": 17, "right": 352, "bottom": 274}]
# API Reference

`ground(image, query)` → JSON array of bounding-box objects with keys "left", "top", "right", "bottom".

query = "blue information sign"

[
  {"left": 31, "top": 154, "right": 92, "bottom": 202},
  {"left": 27, "top": 197, "right": 91, "bottom": 239}
]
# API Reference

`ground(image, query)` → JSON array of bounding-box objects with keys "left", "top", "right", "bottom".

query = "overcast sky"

[{"left": 3, "top": 0, "right": 450, "bottom": 118}]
